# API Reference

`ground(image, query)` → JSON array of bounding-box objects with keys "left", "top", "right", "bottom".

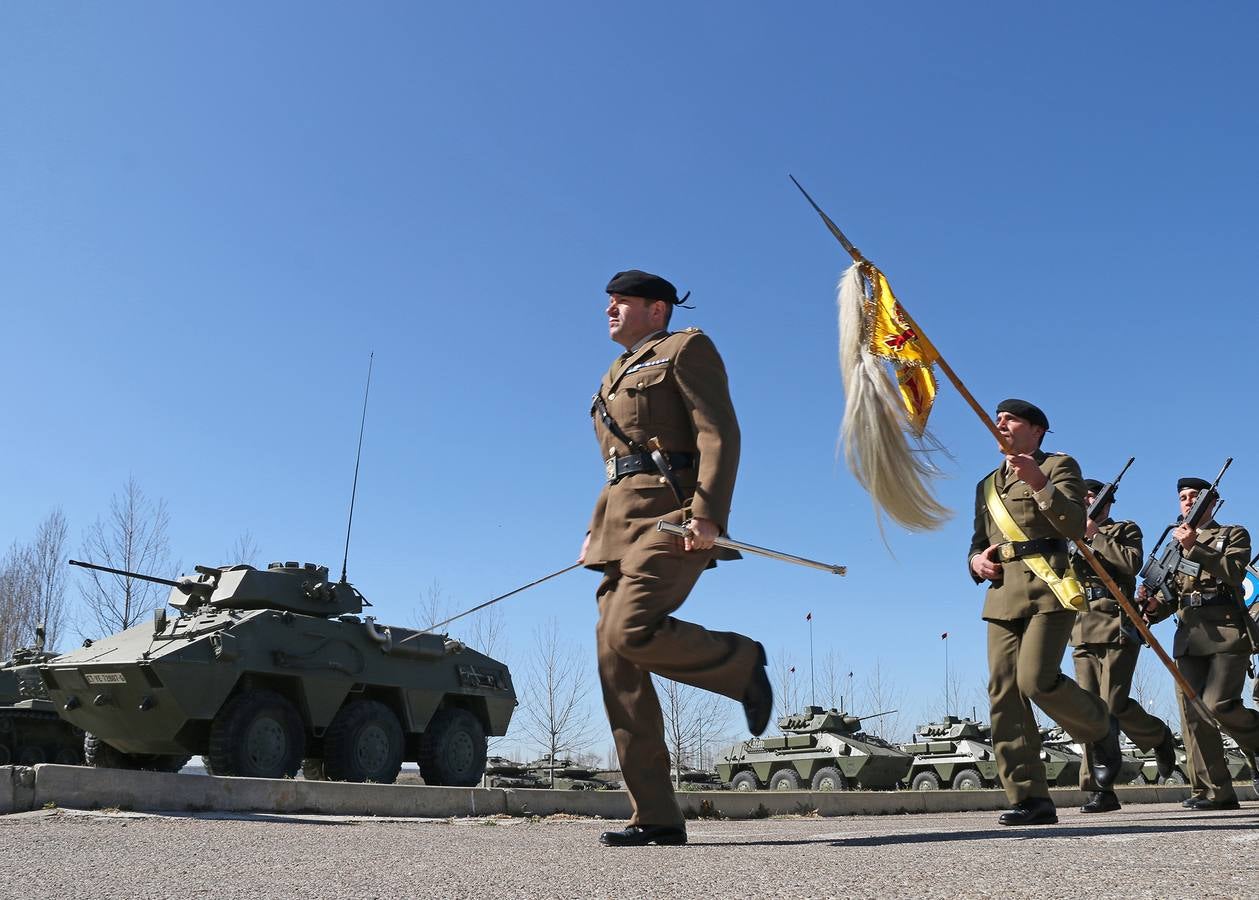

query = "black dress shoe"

[
  {"left": 998, "top": 797, "right": 1058, "bottom": 826},
  {"left": 599, "top": 824, "right": 688, "bottom": 846},
  {"left": 1080, "top": 790, "right": 1121, "bottom": 814},
  {"left": 1153, "top": 729, "right": 1177, "bottom": 781},
  {"left": 742, "top": 643, "right": 773, "bottom": 736},
  {"left": 1182, "top": 796, "right": 1240, "bottom": 811},
  {"left": 1090, "top": 715, "right": 1123, "bottom": 790}
]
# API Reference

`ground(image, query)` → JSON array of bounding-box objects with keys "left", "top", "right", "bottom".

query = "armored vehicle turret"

[
  {"left": 715, "top": 706, "right": 911, "bottom": 791},
  {"left": 901, "top": 716, "right": 998, "bottom": 790},
  {"left": 0, "top": 630, "right": 84, "bottom": 767},
  {"left": 41, "top": 559, "right": 516, "bottom": 786}
]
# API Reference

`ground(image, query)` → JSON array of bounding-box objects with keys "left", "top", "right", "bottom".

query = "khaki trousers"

[
  {"left": 987, "top": 612, "right": 1109, "bottom": 804},
  {"left": 595, "top": 530, "right": 760, "bottom": 827},
  {"left": 1176, "top": 652, "right": 1259, "bottom": 803},
  {"left": 1073, "top": 642, "right": 1170, "bottom": 790}
]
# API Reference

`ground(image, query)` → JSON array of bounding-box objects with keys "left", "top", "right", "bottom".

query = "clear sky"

[{"left": 3, "top": 3, "right": 1257, "bottom": 752}]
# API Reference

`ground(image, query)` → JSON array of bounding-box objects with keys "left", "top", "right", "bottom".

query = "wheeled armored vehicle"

[
  {"left": 0, "top": 630, "right": 84, "bottom": 767},
  {"left": 42, "top": 560, "right": 515, "bottom": 785},
  {"left": 901, "top": 716, "right": 998, "bottom": 790},
  {"left": 716, "top": 706, "right": 911, "bottom": 791}
]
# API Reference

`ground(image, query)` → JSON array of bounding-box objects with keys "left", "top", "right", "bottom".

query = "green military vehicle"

[
  {"left": 1127, "top": 733, "right": 1254, "bottom": 785},
  {"left": 902, "top": 716, "right": 998, "bottom": 790},
  {"left": 716, "top": 706, "right": 911, "bottom": 791},
  {"left": 0, "top": 629, "right": 84, "bottom": 767},
  {"left": 524, "top": 754, "right": 613, "bottom": 790},
  {"left": 1043, "top": 725, "right": 1146, "bottom": 786},
  {"left": 42, "top": 559, "right": 516, "bottom": 785}
]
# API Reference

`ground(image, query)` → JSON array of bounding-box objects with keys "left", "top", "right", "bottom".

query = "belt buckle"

[
  {"left": 1187, "top": 591, "right": 1204, "bottom": 608},
  {"left": 605, "top": 455, "right": 616, "bottom": 483},
  {"left": 998, "top": 543, "right": 1016, "bottom": 562}
]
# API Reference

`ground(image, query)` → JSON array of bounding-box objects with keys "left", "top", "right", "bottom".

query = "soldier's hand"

[
  {"left": 577, "top": 532, "right": 591, "bottom": 565},
  {"left": 971, "top": 545, "right": 1004, "bottom": 581},
  {"left": 1084, "top": 517, "right": 1100, "bottom": 539},
  {"left": 1174, "top": 523, "right": 1197, "bottom": 551},
  {"left": 684, "top": 517, "right": 719, "bottom": 552},
  {"left": 1005, "top": 453, "right": 1048, "bottom": 491}
]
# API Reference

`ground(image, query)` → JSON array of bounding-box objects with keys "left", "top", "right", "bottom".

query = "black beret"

[
  {"left": 1177, "top": 477, "right": 1211, "bottom": 492},
  {"left": 996, "top": 398, "right": 1049, "bottom": 431},
  {"left": 606, "top": 270, "right": 683, "bottom": 305},
  {"left": 1083, "top": 479, "right": 1106, "bottom": 495}
]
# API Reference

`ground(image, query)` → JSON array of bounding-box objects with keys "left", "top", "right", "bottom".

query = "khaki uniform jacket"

[
  {"left": 968, "top": 451, "right": 1087, "bottom": 620},
  {"left": 1070, "top": 518, "right": 1144, "bottom": 646},
  {"left": 585, "top": 328, "right": 740, "bottom": 570},
  {"left": 1171, "top": 520, "right": 1253, "bottom": 657}
]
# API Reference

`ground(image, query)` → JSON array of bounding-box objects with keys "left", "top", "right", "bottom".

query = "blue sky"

[{"left": 3, "top": 3, "right": 1257, "bottom": 752}]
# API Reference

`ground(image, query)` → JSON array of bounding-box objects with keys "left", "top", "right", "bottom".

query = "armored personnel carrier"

[
  {"left": 0, "top": 629, "right": 84, "bottom": 767},
  {"left": 524, "top": 754, "right": 612, "bottom": 790},
  {"left": 1043, "top": 725, "right": 1148, "bottom": 786},
  {"left": 902, "top": 716, "right": 998, "bottom": 790},
  {"left": 42, "top": 560, "right": 515, "bottom": 785},
  {"left": 716, "top": 706, "right": 911, "bottom": 791}
]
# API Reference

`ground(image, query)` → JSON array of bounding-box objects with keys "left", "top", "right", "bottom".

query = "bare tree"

[
  {"left": 770, "top": 648, "right": 800, "bottom": 727},
  {"left": 859, "top": 659, "right": 907, "bottom": 743},
  {"left": 27, "top": 509, "right": 70, "bottom": 651},
  {"left": 518, "top": 618, "right": 593, "bottom": 785},
  {"left": 77, "top": 477, "right": 172, "bottom": 636},
  {"left": 223, "top": 530, "right": 260, "bottom": 566},
  {"left": 0, "top": 541, "right": 36, "bottom": 660},
  {"left": 413, "top": 579, "right": 453, "bottom": 632},
  {"left": 656, "top": 676, "right": 731, "bottom": 786},
  {"left": 1131, "top": 652, "right": 1176, "bottom": 725},
  {"left": 818, "top": 648, "right": 845, "bottom": 710},
  {"left": 465, "top": 604, "right": 507, "bottom": 659}
]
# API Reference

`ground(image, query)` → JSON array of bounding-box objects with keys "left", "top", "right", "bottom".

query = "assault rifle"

[
  {"left": 1138, "top": 458, "right": 1232, "bottom": 608},
  {"left": 1087, "top": 457, "right": 1134, "bottom": 523}
]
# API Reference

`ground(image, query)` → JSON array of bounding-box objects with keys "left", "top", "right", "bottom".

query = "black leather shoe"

[
  {"left": 1183, "top": 796, "right": 1240, "bottom": 811},
  {"left": 998, "top": 797, "right": 1058, "bottom": 826},
  {"left": 742, "top": 643, "right": 773, "bottom": 737},
  {"left": 599, "top": 824, "right": 687, "bottom": 846},
  {"left": 1090, "top": 715, "right": 1123, "bottom": 790},
  {"left": 1153, "top": 729, "right": 1177, "bottom": 781},
  {"left": 1080, "top": 790, "right": 1121, "bottom": 814}
]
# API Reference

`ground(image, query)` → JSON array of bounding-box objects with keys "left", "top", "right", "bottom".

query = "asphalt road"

[{"left": 2, "top": 802, "right": 1256, "bottom": 899}]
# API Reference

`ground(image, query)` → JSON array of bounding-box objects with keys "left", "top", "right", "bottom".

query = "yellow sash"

[{"left": 983, "top": 472, "right": 1086, "bottom": 612}]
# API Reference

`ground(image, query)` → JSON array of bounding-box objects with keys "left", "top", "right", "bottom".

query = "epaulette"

[{"left": 683, "top": 326, "right": 703, "bottom": 334}]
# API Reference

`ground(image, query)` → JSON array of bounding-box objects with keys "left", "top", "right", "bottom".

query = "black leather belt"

[
  {"left": 997, "top": 538, "right": 1067, "bottom": 562},
  {"left": 606, "top": 451, "right": 695, "bottom": 484},
  {"left": 1085, "top": 585, "right": 1112, "bottom": 602},
  {"left": 1180, "top": 590, "right": 1233, "bottom": 609}
]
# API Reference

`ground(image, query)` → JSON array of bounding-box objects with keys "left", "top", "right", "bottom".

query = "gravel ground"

[{"left": 2, "top": 802, "right": 1257, "bottom": 899}]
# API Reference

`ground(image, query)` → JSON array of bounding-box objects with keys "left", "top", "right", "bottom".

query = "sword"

[{"left": 656, "top": 520, "right": 847, "bottom": 575}]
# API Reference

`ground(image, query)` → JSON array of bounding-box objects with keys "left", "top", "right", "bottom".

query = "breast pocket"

[{"left": 623, "top": 365, "right": 671, "bottom": 426}]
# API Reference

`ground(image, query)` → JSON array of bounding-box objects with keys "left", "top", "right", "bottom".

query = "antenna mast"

[{"left": 342, "top": 353, "right": 374, "bottom": 583}]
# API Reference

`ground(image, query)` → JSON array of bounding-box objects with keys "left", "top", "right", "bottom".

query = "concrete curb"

[{"left": 3, "top": 765, "right": 1255, "bottom": 819}]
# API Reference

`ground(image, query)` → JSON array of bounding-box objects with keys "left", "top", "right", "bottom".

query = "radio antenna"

[{"left": 342, "top": 353, "right": 374, "bottom": 583}]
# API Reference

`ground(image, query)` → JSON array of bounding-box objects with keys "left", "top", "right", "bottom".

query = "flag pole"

[
  {"left": 807, "top": 612, "right": 816, "bottom": 707},
  {"left": 790, "top": 176, "right": 1218, "bottom": 728},
  {"left": 943, "top": 632, "right": 950, "bottom": 716}
]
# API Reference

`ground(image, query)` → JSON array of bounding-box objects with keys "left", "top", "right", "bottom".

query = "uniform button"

[
  {"left": 658, "top": 477, "right": 667, "bottom": 484},
  {"left": 608, "top": 392, "right": 616, "bottom": 400},
  {"left": 1058, "top": 515, "right": 1066, "bottom": 521},
  {"left": 637, "top": 381, "right": 643, "bottom": 388}
]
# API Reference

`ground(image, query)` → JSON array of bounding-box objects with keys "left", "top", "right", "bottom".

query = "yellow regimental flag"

[{"left": 864, "top": 266, "right": 939, "bottom": 436}]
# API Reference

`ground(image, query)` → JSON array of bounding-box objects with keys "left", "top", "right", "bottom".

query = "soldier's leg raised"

[
  {"left": 1106, "top": 643, "right": 1171, "bottom": 753},
  {"left": 1018, "top": 611, "right": 1109, "bottom": 744},
  {"left": 1177, "top": 654, "right": 1233, "bottom": 804},
  {"left": 988, "top": 618, "right": 1048, "bottom": 804}
]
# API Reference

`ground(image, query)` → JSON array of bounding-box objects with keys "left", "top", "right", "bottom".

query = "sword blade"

[{"left": 656, "top": 521, "right": 846, "bottom": 575}]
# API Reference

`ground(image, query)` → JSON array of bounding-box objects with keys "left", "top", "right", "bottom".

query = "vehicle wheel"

[
  {"left": 302, "top": 758, "right": 327, "bottom": 781},
  {"left": 810, "top": 766, "right": 847, "bottom": 791},
  {"left": 322, "top": 700, "right": 405, "bottom": 784},
  {"left": 911, "top": 771, "right": 941, "bottom": 791},
  {"left": 418, "top": 708, "right": 486, "bottom": 787},
  {"left": 729, "top": 770, "right": 759, "bottom": 792},
  {"left": 207, "top": 688, "right": 305, "bottom": 779},
  {"left": 84, "top": 733, "right": 136, "bottom": 769},
  {"left": 952, "top": 768, "right": 984, "bottom": 790},
  {"left": 1160, "top": 770, "right": 1188, "bottom": 785},
  {"left": 769, "top": 768, "right": 801, "bottom": 790}
]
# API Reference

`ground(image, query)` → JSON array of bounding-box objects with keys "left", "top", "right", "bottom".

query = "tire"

[
  {"left": 207, "top": 689, "right": 305, "bottom": 779},
  {"left": 302, "top": 758, "right": 327, "bottom": 781},
  {"left": 418, "top": 708, "right": 487, "bottom": 787},
  {"left": 83, "top": 733, "right": 189, "bottom": 772},
  {"left": 810, "top": 766, "right": 848, "bottom": 792},
  {"left": 952, "top": 768, "right": 984, "bottom": 790},
  {"left": 911, "top": 771, "right": 941, "bottom": 791},
  {"left": 322, "top": 700, "right": 405, "bottom": 784},
  {"left": 1160, "top": 770, "right": 1188, "bottom": 786},
  {"left": 769, "top": 768, "right": 801, "bottom": 790},
  {"left": 729, "top": 770, "right": 759, "bottom": 792}
]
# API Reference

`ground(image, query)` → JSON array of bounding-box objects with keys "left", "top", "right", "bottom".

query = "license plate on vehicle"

[{"left": 84, "top": 672, "right": 127, "bottom": 684}]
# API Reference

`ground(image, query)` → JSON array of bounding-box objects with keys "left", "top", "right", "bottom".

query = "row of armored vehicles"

[{"left": 3, "top": 559, "right": 517, "bottom": 786}]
